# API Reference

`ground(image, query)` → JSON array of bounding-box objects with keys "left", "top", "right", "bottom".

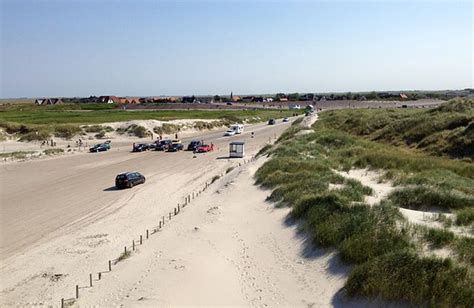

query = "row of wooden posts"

[{"left": 61, "top": 156, "right": 256, "bottom": 307}]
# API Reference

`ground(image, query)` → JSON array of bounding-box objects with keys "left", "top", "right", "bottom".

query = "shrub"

[
  {"left": 422, "top": 228, "right": 456, "bottom": 248},
  {"left": 456, "top": 208, "right": 474, "bottom": 227},
  {"left": 256, "top": 144, "right": 272, "bottom": 157},
  {"left": 154, "top": 123, "right": 179, "bottom": 135},
  {"left": 454, "top": 237, "right": 474, "bottom": 265},
  {"left": 118, "top": 124, "right": 150, "bottom": 138},
  {"left": 84, "top": 125, "right": 114, "bottom": 133},
  {"left": 0, "top": 151, "right": 34, "bottom": 159},
  {"left": 95, "top": 131, "right": 106, "bottom": 139},
  {"left": 388, "top": 186, "right": 473, "bottom": 211},
  {"left": 43, "top": 148, "right": 64, "bottom": 155},
  {"left": 345, "top": 251, "right": 474, "bottom": 307},
  {"left": 211, "top": 175, "right": 221, "bottom": 184},
  {"left": 18, "top": 129, "right": 51, "bottom": 141},
  {"left": 53, "top": 125, "right": 83, "bottom": 139}
]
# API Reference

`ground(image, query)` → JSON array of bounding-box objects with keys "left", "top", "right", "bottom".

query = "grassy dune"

[
  {"left": 319, "top": 98, "right": 473, "bottom": 159},
  {"left": 255, "top": 99, "right": 473, "bottom": 306}
]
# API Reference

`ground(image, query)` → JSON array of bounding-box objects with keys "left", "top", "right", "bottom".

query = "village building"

[{"left": 98, "top": 96, "right": 121, "bottom": 104}]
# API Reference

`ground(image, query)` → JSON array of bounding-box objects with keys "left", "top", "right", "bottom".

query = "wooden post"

[
  {"left": 98, "top": 272, "right": 102, "bottom": 280},
  {"left": 178, "top": 204, "right": 180, "bottom": 212},
  {"left": 61, "top": 298, "right": 64, "bottom": 308},
  {"left": 159, "top": 221, "right": 162, "bottom": 228},
  {"left": 169, "top": 212, "right": 172, "bottom": 220},
  {"left": 140, "top": 235, "right": 143, "bottom": 245},
  {"left": 76, "top": 285, "right": 79, "bottom": 298},
  {"left": 108, "top": 260, "right": 112, "bottom": 271},
  {"left": 132, "top": 240, "right": 135, "bottom": 251},
  {"left": 146, "top": 229, "right": 149, "bottom": 239},
  {"left": 162, "top": 216, "right": 165, "bottom": 225},
  {"left": 89, "top": 273, "right": 93, "bottom": 287},
  {"left": 174, "top": 208, "right": 177, "bottom": 215}
]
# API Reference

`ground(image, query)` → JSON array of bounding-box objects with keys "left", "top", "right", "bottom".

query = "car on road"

[
  {"left": 132, "top": 143, "right": 149, "bottom": 152},
  {"left": 115, "top": 172, "right": 145, "bottom": 189},
  {"left": 167, "top": 139, "right": 184, "bottom": 152},
  {"left": 224, "top": 130, "right": 236, "bottom": 136},
  {"left": 230, "top": 124, "right": 244, "bottom": 134},
  {"left": 90, "top": 143, "right": 110, "bottom": 152},
  {"left": 268, "top": 119, "right": 276, "bottom": 125},
  {"left": 155, "top": 139, "right": 172, "bottom": 151},
  {"left": 187, "top": 140, "right": 202, "bottom": 151},
  {"left": 283, "top": 117, "right": 289, "bottom": 122},
  {"left": 196, "top": 143, "right": 214, "bottom": 153}
]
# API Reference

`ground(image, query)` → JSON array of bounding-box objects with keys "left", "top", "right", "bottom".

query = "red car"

[{"left": 196, "top": 143, "right": 214, "bottom": 153}]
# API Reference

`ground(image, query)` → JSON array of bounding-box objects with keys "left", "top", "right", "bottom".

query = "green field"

[
  {"left": 256, "top": 99, "right": 473, "bottom": 306},
  {"left": 0, "top": 103, "right": 301, "bottom": 140},
  {"left": 0, "top": 103, "right": 298, "bottom": 125}
]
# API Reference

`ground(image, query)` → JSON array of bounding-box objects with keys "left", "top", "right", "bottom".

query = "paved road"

[{"left": 0, "top": 119, "right": 294, "bottom": 259}]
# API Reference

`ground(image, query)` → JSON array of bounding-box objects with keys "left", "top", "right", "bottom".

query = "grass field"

[
  {"left": 0, "top": 103, "right": 297, "bottom": 125},
  {"left": 0, "top": 103, "right": 300, "bottom": 141},
  {"left": 255, "top": 99, "right": 473, "bottom": 306}
]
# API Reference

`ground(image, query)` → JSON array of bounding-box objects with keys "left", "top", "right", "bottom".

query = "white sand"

[
  {"left": 0, "top": 119, "right": 228, "bottom": 163},
  {"left": 75, "top": 159, "right": 373, "bottom": 307}
]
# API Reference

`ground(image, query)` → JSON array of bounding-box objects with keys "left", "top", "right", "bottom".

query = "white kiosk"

[{"left": 229, "top": 141, "right": 245, "bottom": 158}]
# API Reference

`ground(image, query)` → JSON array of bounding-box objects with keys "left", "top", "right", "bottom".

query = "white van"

[{"left": 230, "top": 124, "right": 244, "bottom": 134}]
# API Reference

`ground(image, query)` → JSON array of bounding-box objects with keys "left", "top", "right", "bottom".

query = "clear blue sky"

[{"left": 0, "top": 0, "right": 472, "bottom": 98}]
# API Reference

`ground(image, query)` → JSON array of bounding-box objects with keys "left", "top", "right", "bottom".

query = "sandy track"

[
  {"left": 0, "top": 119, "right": 295, "bottom": 305},
  {"left": 71, "top": 158, "right": 376, "bottom": 307}
]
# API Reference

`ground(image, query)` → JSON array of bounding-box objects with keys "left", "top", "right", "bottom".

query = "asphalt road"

[{"left": 0, "top": 118, "right": 294, "bottom": 259}]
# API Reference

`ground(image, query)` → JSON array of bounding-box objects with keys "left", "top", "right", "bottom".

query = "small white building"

[{"left": 229, "top": 141, "right": 245, "bottom": 158}]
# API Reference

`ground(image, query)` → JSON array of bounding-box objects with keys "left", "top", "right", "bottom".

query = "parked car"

[
  {"left": 196, "top": 143, "right": 214, "bottom": 153},
  {"left": 226, "top": 102, "right": 233, "bottom": 105},
  {"left": 168, "top": 140, "right": 184, "bottom": 152},
  {"left": 268, "top": 119, "right": 276, "bottom": 125},
  {"left": 187, "top": 140, "right": 202, "bottom": 151},
  {"left": 115, "top": 172, "right": 145, "bottom": 189},
  {"left": 148, "top": 142, "right": 158, "bottom": 150},
  {"left": 90, "top": 143, "right": 110, "bottom": 152},
  {"left": 155, "top": 139, "right": 172, "bottom": 151},
  {"left": 132, "top": 143, "right": 149, "bottom": 152},
  {"left": 224, "top": 130, "right": 236, "bottom": 136},
  {"left": 283, "top": 117, "right": 289, "bottom": 122}
]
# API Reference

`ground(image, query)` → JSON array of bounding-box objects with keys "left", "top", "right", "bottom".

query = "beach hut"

[{"left": 229, "top": 141, "right": 245, "bottom": 158}]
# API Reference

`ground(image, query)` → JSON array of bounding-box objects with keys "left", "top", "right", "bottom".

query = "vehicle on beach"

[
  {"left": 115, "top": 172, "right": 145, "bottom": 189},
  {"left": 230, "top": 124, "right": 244, "bottom": 134},
  {"left": 196, "top": 143, "right": 214, "bottom": 153},
  {"left": 187, "top": 140, "right": 202, "bottom": 151},
  {"left": 132, "top": 143, "right": 149, "bottom": 152},
  {"left": 283, "top": 117, "right": 289, "bottom": 122},
  {"left": 148, "top": 142, "right": 158, "bottom": 150},
  {"left": 224, "top": 130, "right": 236, "bottom": 136},
  {"left": 268, "top": 119, "right": 276, "bottom": 125},
  {"left": 89, "top": 142, "right": 110, "bottom": 152},
  {"left": 156, "top": 139, "right": 172, "bottom": 151},
  {"left": 167, "top": 140, "right": 184, "bottom": 152}
]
